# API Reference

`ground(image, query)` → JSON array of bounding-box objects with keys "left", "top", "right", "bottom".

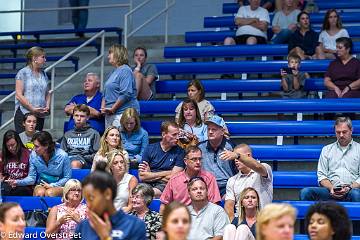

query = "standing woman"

[
  {"left": 91, "top": 126, "right": 129, "bottom": 171},
  {"left": 15, "top": 46, "right": 50, "bottom": 133},
  {"left": 0, "top": 202, "right": 26, "bottom": 240},
  {"left": 73, "top": 163, "right": 146, "bottom": 240},
  {"left": 120, "top": 108, "right": 149, "bottom": 166},
  {"left": 318, "top": 9, "right": 349, "bottom": 59},
  {"left": 223, "top": 187, "right": 260, "bottom": 240},
  {"left": 105, "top": 150, "right": 138, "bottom": 212},
  {"left": 133, "top": 47, "right": 158, "bottom": 100},
  {"left": 256, "top": 203, "right": 296, "bottom": 240},
  {"left": 102, "top": 44, "right": 140, "bottom": 128},
  {"left": 305, "top": 202, "right": 352, "bottom": 240},
  {"left": 162, "top": 201, "right": 192, "bottom": 240},
  {"left": 324, "top": 37, "right": 360, "bottom": 99},
  {"left": 0, "top": 130, "right": 32, "bottom": 196},
  {"left": 175, "top": 79, "right": 215, "bottom": 122}
]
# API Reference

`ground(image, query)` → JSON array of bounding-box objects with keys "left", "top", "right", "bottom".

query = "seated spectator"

[
  {"left": 318, "top": 9, "right": 349, "bottom": 59},
  {"left": 19, "top": 113, "right": 37, "bottom": 149},
  {"left": 61, "top": 104, "right": 100, "bottom": 169},
  {"left": 177, "top": 98, "right": 208, "bottom": 146},
  {"left": 129, "top": 183, "right": 162, "bottom": 240},
  {"left": 220, "top": 144, "right": 273, "bottom": 222},
  {"left": 102, "top": 44, "right": 139, "bottom": 128},
  {"left": 324, "top": 37, "right": 360, "bottom": 99},
  {"left": 305, "top": 202, "right": 352, "bottom": 240},
  {"left": 271, "top": 0, "right": 300, "bottom": 44},
  {"left": 238, "top": 0, "right": 275, "bottom": 13},
  {"left": 223, "top": 187, "right": 260, "bottom": 240},
  {"left": 256, "top": 203, "right": 296, "bottom": 240},
  {"left": 280, "top": 53, "right": 310, "bottom": 98},
  {"left": 224, "top": 0, "right": 270, "bottom": 47},
  {"left": 132, "top": 47, "right": 158, "bottom": 100},
  {"left": 300, "top": 117, "right": 360, "bottom": 201},
  {"left": 139, "top": 121, "right": 185, "bottom": 198},
  {"left": 288, "top": 11, "right": 321, "bottom": 60},
  {"left": 198, "top": 115, "right": 237, "bottom": 196},
  {"left": 91, "top": 126, "right": 129, "bottom": 171},
  {"left": 64, "top": 73, "right": 104, "bottom": 135},
  {"left": 160, "top": 146, "right": 221, "bottom": 209},
  {"left": 7, "top": 131, "right": 71, "bottom": 197},
  {"left": 187, "top": 177, "right": 229, "bottom": 240},
  {"left": 162, "top": 201, "right": 191, "bottom": 240},
  {"left": 104, "top": 150, "right": 137, "bottom": 212},
  {"left": 175, "top": 79, "right": 215, "bottom": 122},
  {"left": 0, "top": 130, "right": 32, "bottom": 196},
  {"left": 73, "top": 162, "right": 146, "bottom": 240},
  {"left": 120, "top": 108, "right": 149, "bottom": 167},
  {"left": 0, "top": 202, "right": 26, "bottom": 239},
  {"left": 46, "top": 179, "right": 87, "bottom": 240}
]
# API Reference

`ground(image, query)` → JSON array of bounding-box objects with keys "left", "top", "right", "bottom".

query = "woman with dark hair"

[
  {"left": 129, "top": 183, "right": 162, "bottom": 240},
  {"left": 224, "top": 187, "right": 260, "bottom": 240},
  {"left": 120, "top": 108, "right": 149, "bottom": 166},
  {"left": 0, "top": 130, "right": 32, "bottom": 196},
  {"left": 175, "top": 79, "right": 215, "bottom": 122},
  {"left": 101, "top": 44, "right": 139, "bottom": 128},
  {"left": 19, "top": 112, "right": 37, "bottom": 149},
  {"left": 318, "top": 9, "right": 349, "bottom": 59},
  {"left": 133, "top": 47, "right": 158, "bottom": 100},
  {"left": 14, "top": 46, "right": 50, "bottom": 132},
  {"left": 177, "top": 98, "right": 208, "bottom": 147},
  {"left": 162, "top": 201, "right": 192, "bottom": 240},
  {"left": 6, "top": 131, "right": 71, "bottom": 197},
  {"left": 324, "top": 37, "right": 360, "bottom": 98},
  {"left": 0, "top": 202, "right": 26, "bottom": 240},
  {"left": 73, "top": 162, "right": 146, "bottom": 240},
  {"left": 305, "top": 202, "right": 352, "bottom": 240}
]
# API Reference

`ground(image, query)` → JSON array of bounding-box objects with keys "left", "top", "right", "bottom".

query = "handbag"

[{"left": 25, "top": 197, "right": 49, "bottom": 227}]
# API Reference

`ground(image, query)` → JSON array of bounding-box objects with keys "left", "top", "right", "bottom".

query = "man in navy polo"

[
  {"left": 64, "top": 73, "right": 105, "bottom": 134},
  {"left": 139, "top": 121, "right": 185, "bottom": 198}
]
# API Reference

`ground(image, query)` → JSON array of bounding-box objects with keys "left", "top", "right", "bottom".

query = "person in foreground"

[
  {"left": 305, "top": 201, "right": 352, "bottom": 240},
  {"left": 256, "top": 203, "right": 296, "bottom": 240},
  {"left": 161, "top": 201, "right": 191, "bottom": 240},
  {"left": 46, "top": 179, "right": 87, "bottom": 240},
  {"left": 0, "top": 202, "right": 26, "bottom": 240},
  {"left": 300, "top": 116, "right": 360, "bottom": 201},
  {"left": 73, "top": 162, "right": 146, "bottom": 239}
]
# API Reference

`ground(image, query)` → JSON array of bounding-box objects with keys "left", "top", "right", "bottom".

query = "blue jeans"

[
  {"left": 69, "top": 0, "right": 89, "bottom": 29},
  {"left": 300, "top": 187, "right": 360, "bottom": 202},
  {"left": 271, "top": 29, "right": 293, "bottom": 44}
]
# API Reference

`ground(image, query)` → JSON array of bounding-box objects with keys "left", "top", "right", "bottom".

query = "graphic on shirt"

[{"left": 66, "top": 137, "right": 91, "bottom": 150}]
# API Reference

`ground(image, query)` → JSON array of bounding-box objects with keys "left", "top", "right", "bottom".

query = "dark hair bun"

[{"left": 95, "top": 161, "right": 107, "bottom": 172}]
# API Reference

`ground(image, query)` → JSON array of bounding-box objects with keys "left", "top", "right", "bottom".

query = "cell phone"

[{"left": 282, "top": 67, "right": 294, "bottom": 74}]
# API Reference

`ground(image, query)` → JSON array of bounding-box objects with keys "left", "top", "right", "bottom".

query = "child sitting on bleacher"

[{"left": 280, "top": 53, "right": 309, "bottom": 98}]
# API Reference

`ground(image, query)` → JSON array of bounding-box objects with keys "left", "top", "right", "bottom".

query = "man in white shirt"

[
  {"left": 224, "top": 0, "right": 270, "bottom": 46},
  {"left": 300, "top": 117, "right": 360, "bottom": 201}
]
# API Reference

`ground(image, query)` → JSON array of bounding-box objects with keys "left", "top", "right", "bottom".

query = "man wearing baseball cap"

[{"left": 197, "top": 115, "right": 237, "bottom": 196}]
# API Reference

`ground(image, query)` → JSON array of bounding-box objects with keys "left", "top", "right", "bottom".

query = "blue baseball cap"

[{"left": 205, "top": 115, "right": 225, "bottom": 128}]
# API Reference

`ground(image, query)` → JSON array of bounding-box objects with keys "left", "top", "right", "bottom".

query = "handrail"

[
  {"left": 124, "top": 0, "right": 176, "bottom": 48},
  {"left": 0, "top": 30, "right": 106, "bottom": 131}
]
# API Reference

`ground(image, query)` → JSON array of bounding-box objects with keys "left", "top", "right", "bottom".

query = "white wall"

[
  {"left": 0, "top": 0, "right": 22, "bottom": 39},
  {"left": 22, "top": 0, "right": 226, "bottom": 36}
]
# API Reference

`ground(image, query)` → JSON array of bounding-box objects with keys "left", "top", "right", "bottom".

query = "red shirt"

[
  {"left": 0, "top": 148, "right": 30, "bottom": 180},
  {"left": 160, "top": 169, "right": 221, "bottom": 205}
]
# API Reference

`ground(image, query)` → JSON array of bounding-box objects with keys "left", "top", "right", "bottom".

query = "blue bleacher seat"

[
  {"left": 139, "top": 98, "right": 360, "bottom": 115},
  {"left": 164, "top": 42, "right": 360, "bottom": 59},
  {"left": 2, "top": 196, "right": 62, "bottom": 211},
  {"left": 25, "top": 227, "right": 46, "bottom": 240},
  {"left": 155, "top": 60, "right": 331, "bottom": 75},
  {"left": 72, "top": 169, "right": 90, "bottom": 181},
  {"left": 0, "top": 56, "right": 79, "bottom": 71}
]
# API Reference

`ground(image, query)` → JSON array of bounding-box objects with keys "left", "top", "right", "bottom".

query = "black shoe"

[{"left": 76, "top": 32, "right": 85, "bottom": 38}]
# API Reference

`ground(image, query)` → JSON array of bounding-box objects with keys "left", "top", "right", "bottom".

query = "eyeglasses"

[{"left": 69, "top": 188, "right": 81, "bottom": 192}]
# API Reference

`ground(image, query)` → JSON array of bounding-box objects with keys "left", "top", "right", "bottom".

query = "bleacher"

[{"left": 2, "top": 0, "right": 360, "bottom": 238}]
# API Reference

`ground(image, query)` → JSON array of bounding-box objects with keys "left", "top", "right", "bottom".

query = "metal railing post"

[
  {"left": 50, "top": 68, "right": 55, "bottom": 129},
  {"left": 100, "top": 32, "right": 105, "bottom": 91},
  {"left": 165, "top": 0, "right": 169, "bottom": 44},
  {"left": 124, "top": 15, "right": 128, "bottom": 48}
]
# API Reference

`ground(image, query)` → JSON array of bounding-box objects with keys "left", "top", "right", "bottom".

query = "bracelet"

[
  {"left": 347, "top": 85, "right": 352, "bottom": 91},
  {"left": 134, "top": 67, "right": 141, "bottom": 71}
]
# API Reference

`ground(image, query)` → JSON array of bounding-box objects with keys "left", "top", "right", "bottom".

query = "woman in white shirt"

[{"left": 318, "top": 9, "right": 349, "bottom": 59}]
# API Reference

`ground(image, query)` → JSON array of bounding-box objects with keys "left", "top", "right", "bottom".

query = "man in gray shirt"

[
  {"left": 187, "top": 177, "right": 229, "bottom": 240},
  {"left": 300, "top": 116, "right": 360, "bottom": 201}
]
